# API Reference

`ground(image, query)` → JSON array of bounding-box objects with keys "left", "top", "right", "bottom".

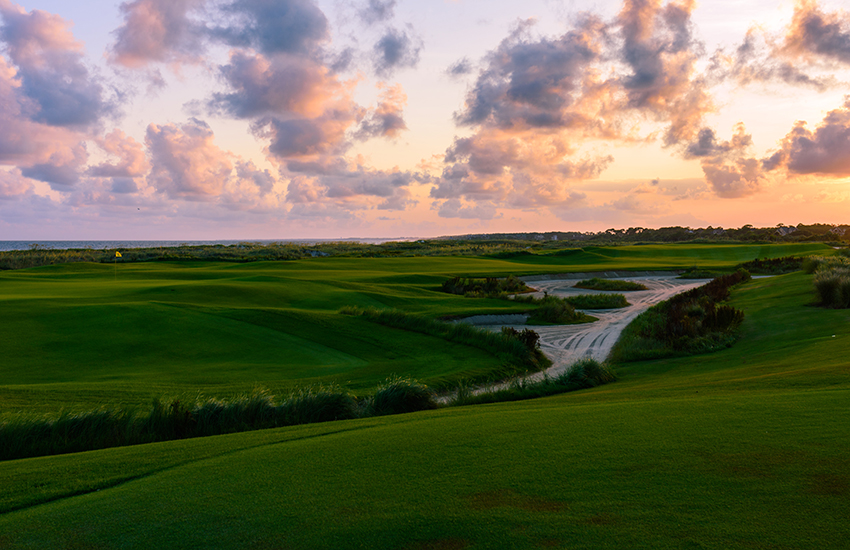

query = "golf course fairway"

[{"left": 0, "top": 243, "right": 847, "bottom": 548}]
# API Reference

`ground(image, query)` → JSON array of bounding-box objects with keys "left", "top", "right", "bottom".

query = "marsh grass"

[
  {"left": 610, "top": 270, "right": 750, "bottom": 362},
  {"left": 800, "top": 255, "right": 850, "bottom": 308},
  {"left": 365, "top": 376, "right": 437, "bottom": 416},
  {"left": 0, "top": 386, "right": 364, "bottom": 462},
  {"left": 564, "top": 293, "right": 629, "bottom": 309},
  {"left": 440, "top": 275, "right": 530, "bottom": 297},
  {"left": 449, "top": 359, "right": 617, "bottom": 406},
  {"left": 511, "top": 294, "right": 595, "bottom": 324},
  {"left": 574, "top": 278, "right": 648, "bottom": 291}
]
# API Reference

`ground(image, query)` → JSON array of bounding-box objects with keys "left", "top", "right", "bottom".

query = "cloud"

[
  {"left": 145, "top": 118, "right": 233, "bottom": 199},
  {"left": 209, "top": 50, "right": 345, "bottom": 119},
  {"left": 88, "top": 130, "right": 149, "bottom": 178},
  {"left": 212, "top": 0, "right": 329, "bottom": 55},
  {"left": 435, "top": 198, "right": 500, "bottom": 220},
  {"left": 446, "top": 57, "right": 473, "bottom": 77},
  {"left": 355, "top": 82, "right": 407, "bottom": 139},
  {"left": 358, "top": 0, "right": 396, "bottom": 25},
  {"left": 682, "top": 123, "right": 764, "bottom": 198},
  {"left": 372, "top": 27, "right": 422, "bottom": 76},
  {"left": 768, "top": 97, "right": 850, "bottom": 176},
  {"left": 701, "top": 157, "right": 763, "bottom": 198},
  {"left": 0, "top": 168, "right": 34, "bottom": 199},
  {"left": 109, "top": 0, "right": 206, "bottom": 68},
  {"left": 782, "top": 0, "right": 850, "bottom": 65},
  {"left": 454, "top": 17, "right": 604, "bottom": 131},
  {"left": 615, "top": 0, "right": 712, "bottom": 145},
  {"left": 708, "top": 29, "right": 836, "bottom": 91},
  {"left": 285, "top": 161, "right": 420, "bottom": 211},
  {"left": 0, "top": 1, "right": 112, "bottom": 127}
]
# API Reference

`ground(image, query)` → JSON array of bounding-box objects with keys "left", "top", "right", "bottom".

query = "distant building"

[
  {"left": 830, "top": 227, "right": 846, "bottom": 236},
  {"left": 775, "top": 226, "right": 797, "bottom": 237}
]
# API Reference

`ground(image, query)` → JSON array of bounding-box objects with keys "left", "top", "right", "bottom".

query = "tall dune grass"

[
  {"left": 0, "top": 380, "right": 442, "bottom": 462},
  {"left": 448, "top": 358, "right": 617, "bottom": 406}
]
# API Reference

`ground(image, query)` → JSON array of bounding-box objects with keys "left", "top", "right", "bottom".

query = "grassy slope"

[
  {"left": 2, "top": 243, "right": 827, "bottom": 413},
  {"left": 1, "top": 272, "right": 848, "bottom": 548}
]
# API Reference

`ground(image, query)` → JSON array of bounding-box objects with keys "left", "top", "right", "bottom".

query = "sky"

[{"left": 1, "top": 0, "right": 850, "bottom": 239}]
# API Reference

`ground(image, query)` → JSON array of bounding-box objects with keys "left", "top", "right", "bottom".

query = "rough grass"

[
  {"left": 1, "top": 378, "right": 443, "bottom": 462},
  {"left": 574, "top": 277, "right": 648, "bottom": 291},
  {"left": 449, "top": 358, "right": 617, "bottom": 406},
  {"left": 609, "top": 270, "right": 750, "bottom": 362},
  {"left": 564, "top": 293, "right": 629, "bottom": 309}
]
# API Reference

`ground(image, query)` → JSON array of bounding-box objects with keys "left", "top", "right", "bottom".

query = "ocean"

[{"left": 0, "top": 239, "right": 411, "bottom": 252}]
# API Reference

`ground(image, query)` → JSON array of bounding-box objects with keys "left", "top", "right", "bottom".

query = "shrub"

[
  {"left": 526, "top": 295, "right": 580, "bottom": 324},
  {"left": 366, "top": 376, "right": 437, "bottom": 416},
  {"left": 501, "top": 327, "right": 541, "bottom": 350},
  {"left": 564, "top": 293, "right": 629, "bottom": 309},
  {"left": 440, "top": 275, "right": 530, "bottom": 297},
  {"left": 574, "top": 278, "right": 648, "bottom": 291},
  {"left": 556, "top": 358, "right": 617, "bottom": 387},
  {"left": 814, "top": 268, "right": 850, "bottom": 308},
  {"left": 610, "top": 271, "right": 750, "bottom": 362}
]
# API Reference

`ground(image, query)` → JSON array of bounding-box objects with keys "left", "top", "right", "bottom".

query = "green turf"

[
  {"left": 2, "top": 243, "right": 826, "bottom": 413},
  {"left": 0, "top": 265, "right": 848, "bottom": 548}
]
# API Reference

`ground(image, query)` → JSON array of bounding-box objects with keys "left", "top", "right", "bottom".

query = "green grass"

[
  {"left": 0, "top": 246, "right": 848, "bottom": 548},
  {"left": 574, "top": 277, "right": 648, "bottom": 291},
  {"left": 564, "top": 293, "right": 629, "bottom": 309},
  {"left": 3, "top": 244, "right": 821, "bottom": 413}
]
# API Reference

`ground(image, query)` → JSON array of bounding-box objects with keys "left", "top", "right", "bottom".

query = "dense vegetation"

[
  {"left": 439, "top": 274, "right": 529, "bottom": 297},
  {"left": 2, "top": 227, "right": 845, "bottom": 272},
  {"left": 511, "top": 294, "right": 596, "bottom": 324},
  {"left": 610, "top": 269, "right": 751, "bottom": 361},
  {"left": 574, "top": 277, "right": 648, "bottom": 291},
  {"left": 738, "top": 255, "right": 805, "bottom": 274},
  {"left": 564, "top": 293, "right": 629, "bottom": 309},
  {"left": 451, "top": 358, "right": 617, "bottom": 406},
  {"left": 804, "top": 252, "right": 850, "bottom": 308}
]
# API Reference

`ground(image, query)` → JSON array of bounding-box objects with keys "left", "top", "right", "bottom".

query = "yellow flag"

[{"left": 115, "top": 251, "right": 122, "bottom": 258}]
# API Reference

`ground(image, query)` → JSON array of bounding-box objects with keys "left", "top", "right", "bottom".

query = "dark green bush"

[
  {"left": 574, "top": 278, "right": 648, "bottom": 291},
  {"left": 564, "top": 293, "right": 629, "bottom": 309},
  {"left": 367, "top": 376, "right": 437, "bottom": 416},
  {"left": 610, "top": 271, "right": 750, "bottom": 362},
  {"left": 814, "top": 268, "right": 850, "bottom": 308}
]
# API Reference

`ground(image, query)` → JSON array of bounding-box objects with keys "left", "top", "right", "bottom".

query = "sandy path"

[{"left": 459, "top": 275, "right": 710, "bottom": 383}]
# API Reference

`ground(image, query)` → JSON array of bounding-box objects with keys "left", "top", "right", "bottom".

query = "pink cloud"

[
  {"left": 88, "top": 129, "right": 149, "bottom": 178},
  {"left": 145, "top": 118, "right": 234, "bottom": 200},
  {"left": 109, "top": 0, "right": 206, "bottom": 68}
]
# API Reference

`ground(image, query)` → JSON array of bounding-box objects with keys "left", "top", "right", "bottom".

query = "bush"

[
  {"left": 449, "top": 358, "right": 617, "bottom": 407},
  {"left": 440, "top": 275, "right": 530, "bottom": 297},
  {"left": 501, "top": 327, "right": 540, "bottom": 350},
  {"left": 564, "top": 293, "right": 629, "bottom": 309},
  {"left": 574, "top": 278, "right": 648, "bottom": 291},
  {"left": 814, "top": 268, "right": 850, "bottom": 308},
  {"left": 366, "top": 376, "right": 437, "bottom": 416},
  {"left": 610, "top": 271, "right": 750, "bottom": 362},
  {"left": 556, "top": 358, "right": 617, "bottom": 387}
]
